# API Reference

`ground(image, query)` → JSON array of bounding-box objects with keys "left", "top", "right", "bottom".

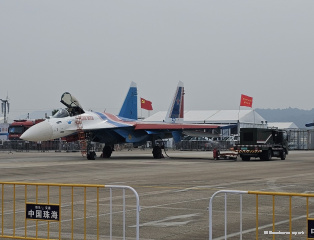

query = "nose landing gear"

[{"left": 86, "top": 142, "right": 96, "bottom": 160}]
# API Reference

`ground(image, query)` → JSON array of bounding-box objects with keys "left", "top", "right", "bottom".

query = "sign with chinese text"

[{"left": 26, "top": 203, "right": 60, "bottom": 221}]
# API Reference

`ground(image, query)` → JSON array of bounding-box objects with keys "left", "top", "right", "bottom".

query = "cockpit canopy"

[
  {"left": 60, "top": 92, "right": 85, "bottom": 116},
  {"left": 52, "top": 109, "right": 70, "bottom": 118}
]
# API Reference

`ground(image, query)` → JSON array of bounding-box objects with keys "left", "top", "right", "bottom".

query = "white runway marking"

[{"left": 135, "top": 214, "right": 200, "bottom": 227}]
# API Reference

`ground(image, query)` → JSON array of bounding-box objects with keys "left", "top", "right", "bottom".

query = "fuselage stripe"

[{"left": 95, "top": 112, "right": 133, "bottom": 128}]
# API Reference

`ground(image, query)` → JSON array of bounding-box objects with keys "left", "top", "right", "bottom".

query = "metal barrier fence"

[
  {"left": 0, "top": 140, "right": 107, "bottom": 153},
  {"left": 0, "top": 182, "right": 140, "bottom": 240},
  {"left": 209, "top": 190, "right": 314, "bottom": 240},
  {"left": 0, "top": 140, "right": 80, "bottom": 152},
  {"left": 177, "top": 140, "right": 234, "bottom": 151},
  {"left": 288, "top": 129, "right": 314, "bottom": 150}
]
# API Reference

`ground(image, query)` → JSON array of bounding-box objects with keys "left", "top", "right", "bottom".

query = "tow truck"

[{"left": 233, "top": 128, "right": 289, "bottom": 161}]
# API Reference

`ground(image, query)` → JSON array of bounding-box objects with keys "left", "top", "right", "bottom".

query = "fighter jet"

[{"left": 21, "top": 81, "right": 220, "bottom": 159}]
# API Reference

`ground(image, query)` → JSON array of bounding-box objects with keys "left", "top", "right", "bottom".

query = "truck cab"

[{"left": 8, "top": 119, "right": 45, "bottom": 140}]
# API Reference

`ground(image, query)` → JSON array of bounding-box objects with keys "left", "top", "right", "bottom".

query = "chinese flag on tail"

[
  {"left": 240, "top": 94, "right": 253, "bottom": 108},
  {"left": 141, "top": 98, "right": 153, "bottom": 110}
]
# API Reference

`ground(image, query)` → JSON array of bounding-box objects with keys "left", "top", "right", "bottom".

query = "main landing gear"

[
  {"left": 102, "top": 145, "right": 113, "bottom": 158},
  {"left": 86, "top": 145, "right": 113, "bottom": 160},
  {"left": 152, "top": 146, "right": 163, "bottom": 159}
]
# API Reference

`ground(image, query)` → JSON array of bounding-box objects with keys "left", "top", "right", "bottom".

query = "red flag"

[
  {"left": 141, "top": 98, "right": 153, "bottom": 110},
  {"left": 240, "top": 94, "right": 253, "bottom": 108}
]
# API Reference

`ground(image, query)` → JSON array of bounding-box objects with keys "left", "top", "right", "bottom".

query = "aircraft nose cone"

[{"left": 21, "top": 121, "right": 53, "bottom": 141}]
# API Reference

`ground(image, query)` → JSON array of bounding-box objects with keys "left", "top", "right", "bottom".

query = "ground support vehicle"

[
  {"left": 234, "top": 128, "right": 289, "bottom": 161},
  {"left": 8, "top": 119, "right": 44, "bottom": 140},
  {"left": 213, "top": 148, "right": 238, "bottom": 160},
  {"left": 217, "top": 152, "right": 238, "bottom": 160}
]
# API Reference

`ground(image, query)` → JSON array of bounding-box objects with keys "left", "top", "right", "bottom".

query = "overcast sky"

[{"left": 1, "top": 1, "right": 314, "bottom": 121}]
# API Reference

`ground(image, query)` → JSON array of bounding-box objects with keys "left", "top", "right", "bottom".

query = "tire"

[
  {"left": 280, "top": 151, "right": 286, "bottom": 160},
  {"left": 152, "top": 146, "right": 162, "bottom": 159},
  {"left": 102, "top": 146, "right": 112, "bottom": 158},
  {"left": 241, "top": 156, "right": 250, "bottom": 161},
  {"left": 261, "top": 149, "right": 272, "bottom": 161},
  {"left": 87, "top": 151, "right": 96, "bottom": 160}
]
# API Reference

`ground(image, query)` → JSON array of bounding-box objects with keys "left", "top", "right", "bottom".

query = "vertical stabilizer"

[
  {"left": 118, "top": 82, "right": 138, "bottom": 120},
  {"left": 165, "top": 81, "right": 184, "bottom": 123}
]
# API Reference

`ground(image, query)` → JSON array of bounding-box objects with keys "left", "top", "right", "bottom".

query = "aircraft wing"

[
  {"left": 134, "top": 122, "right": 220, "bottom": 130},
  {"left": 132, "top": 122, "right": 221, "bottom": 142}
]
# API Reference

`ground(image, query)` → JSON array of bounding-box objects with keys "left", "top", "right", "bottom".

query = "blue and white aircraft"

[{"left": 21, "top": 81, "right": 220, "bottom": 159}]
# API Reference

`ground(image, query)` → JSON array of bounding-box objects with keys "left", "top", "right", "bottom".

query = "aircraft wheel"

[
  {"left": 87, "top": 151, "right": 96, "bottom": 160},
  {"left": 152, "top": 146, "right": 162, "bottom": 159},
  {"left": 103, "top": 146, "right": 112, "bottom": 158}
]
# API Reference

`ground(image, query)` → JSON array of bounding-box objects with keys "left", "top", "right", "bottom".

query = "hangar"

[
  {"left": 143, "top": 109, "right": 267, "bottom": 137},
  {"left": 267, "top": 122, "right": 299, "bottom": 130}
]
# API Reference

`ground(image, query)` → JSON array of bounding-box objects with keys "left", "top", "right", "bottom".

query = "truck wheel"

[
  {"left": 261, "top": 150, "right": 272, "bottom": 161},
  {"left": 280, "top": 151, "right": 286, "bottom": 160}
]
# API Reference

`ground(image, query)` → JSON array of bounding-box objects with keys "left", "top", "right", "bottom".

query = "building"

[
  {"left": 267, "top": 122, "right": 299, "bottom": 130},
  {"left": 144, "top": 109, "right": 267, "bottom": 137}
]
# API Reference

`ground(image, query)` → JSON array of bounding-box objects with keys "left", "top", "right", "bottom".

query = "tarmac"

[{"left": 0, "top": 149, "right": 314, "bottom": 239}]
